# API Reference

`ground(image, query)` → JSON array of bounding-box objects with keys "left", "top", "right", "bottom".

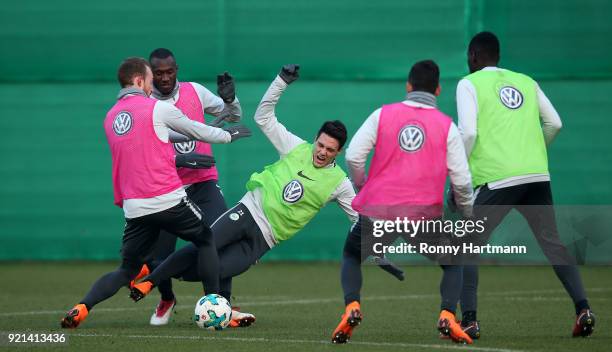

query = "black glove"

[
  {"left": 446, "top": 186, "right": 457, "bottom": 213},
  {"left": 223, "top": 125, "right": 252, "bottom": 142},
  {"left": 279, "top": 64, "right": 300, "bottom": 84},
  {"left": 374, "top": 256, "right": 405, "bottom": 281},
  {"left": 175, "top": 153, "right": 216, "bottom": 169},
  {"left": 217, "top": 71, "right": 235, "bottom": 103}
]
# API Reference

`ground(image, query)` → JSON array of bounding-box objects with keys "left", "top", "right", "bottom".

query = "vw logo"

[
  {"left": 173, "top": 141, "right": 197, "bottom": 154},
  {"left": 499, "top": 86, "right": 523, "bottom": 109},
  {"left": 398, "top": 125, "right": 425, "bottom": 152},
  {"left": 283, "top": 180, "right": 304, "bottom": 203},
  {"left": 112, "top": 111, "right": 133, "bottom": 136}
]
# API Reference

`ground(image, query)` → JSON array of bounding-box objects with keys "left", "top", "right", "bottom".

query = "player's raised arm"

[
  {"left": 253, "top": 64, "right": 305, "bottom": 156},
  {"left": 155, "top": 100, "right": 251, "bottom": 144},
  {"left": 195, "top": 72, "right": 243, "bottom": 128}
]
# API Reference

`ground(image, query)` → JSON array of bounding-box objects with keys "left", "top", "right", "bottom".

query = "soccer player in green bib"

[
  {"left": 455, "top": 32, "right": 595, "bottom": 338},
  {"left": 130, "top": 65, "right": 358, "bottom": 325}
]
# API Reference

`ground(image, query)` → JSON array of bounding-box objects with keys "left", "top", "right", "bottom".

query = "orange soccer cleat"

[
  {"left": 60, "top": 304, "right": 89, "bottom": 329},
  {"left": 331, "top": 301, "right": 363, "bottom": 344},
  {"left": 129, "top": 281, "right": 153, "bottom": 302},
  {"left": 437, "top": 310, "right": 473, "bottom": 344},
  {"left": 229, "top": 307, "right": 256, "bottom": 328},
  {"left": 129, "top": 264, "right": 150, "bottom": 289}
]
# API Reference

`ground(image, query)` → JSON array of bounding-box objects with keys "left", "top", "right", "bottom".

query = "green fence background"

[{"left": 1, "top": 1, "right": 611, "bottom": 261}]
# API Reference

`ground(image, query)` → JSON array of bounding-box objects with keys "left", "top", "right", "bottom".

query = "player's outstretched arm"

[
  {"left": 253, "top": 65, "right": 305, "bottom": 156},
  {"left": 156, "top": 100, "right": 251, "bottom": 144},
  {"left": 168, "top": 130, "right": 191, "bottom": 143}
]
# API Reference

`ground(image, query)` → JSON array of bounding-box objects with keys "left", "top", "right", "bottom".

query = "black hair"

[
  {"left": 407, "top": 60, "right": 440, "bottom": 94},
  {"left": 149, "top": 48, "right": 175, "bottom": 62},
  {"left": 317, "top": 120, "right": 348, "bottom": 149},
  {"left": 117, "top": 57, "right": 150, "bottom": 87},
  {"left": 468, "top": 31, "right": 500, "bottom": 62}
]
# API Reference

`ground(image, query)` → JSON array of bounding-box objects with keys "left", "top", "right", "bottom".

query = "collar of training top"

[
  {"left": 152, "top": 79, "right": 180, "bottom": 100},
  {"left": 117, "top": 87, "right": 148, "bottom": 100},
  {"left": 405, "top": 91, "right": 437, "bottom": 108}
]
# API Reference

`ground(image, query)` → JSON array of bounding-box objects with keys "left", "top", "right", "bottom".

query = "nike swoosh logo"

[
  {"left": 186, "top": 161, "right": 197, "bottom": 166},
  {"left": 297, "top": 170, "right": 315, "bottom": 181},
  {"left": 231, "top": 131, "right": 240, "bottom": 136}
]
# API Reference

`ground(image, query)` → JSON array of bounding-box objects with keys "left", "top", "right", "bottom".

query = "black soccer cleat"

[
  {"left": 461, "top": 320, "right": 481, "bottom": 340},
  {"left": 572, "top": 309, "right": 596, "bottom": 337}
]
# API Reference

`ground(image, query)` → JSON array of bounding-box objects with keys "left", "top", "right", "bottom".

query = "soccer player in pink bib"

[
  {"left": 60, "top": 57, "right": 251, "bottom": 329},
  {"left": 331, "top": 60, "right": 474, "bottom": 344}
]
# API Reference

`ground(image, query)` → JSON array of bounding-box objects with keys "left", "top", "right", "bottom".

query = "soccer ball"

[{"left": 193, "top": 294, "right": 232, "bottom": 330}]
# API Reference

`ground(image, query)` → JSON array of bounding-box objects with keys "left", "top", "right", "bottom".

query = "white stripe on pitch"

[{"left": 1, "top": 288, "right": 610, "bottom": 317}]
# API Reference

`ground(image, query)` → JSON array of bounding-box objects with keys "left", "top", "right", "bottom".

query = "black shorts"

[
  {"left": 152, "top": 180, "right": 228, "bottom": 260},
  {"left": 121, "top": 197, "right": 210, "bottom": 267}
]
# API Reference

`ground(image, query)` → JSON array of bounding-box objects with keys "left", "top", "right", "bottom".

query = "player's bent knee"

[{"left": 119, "top": 260, "right": 143, "bottom": 281}]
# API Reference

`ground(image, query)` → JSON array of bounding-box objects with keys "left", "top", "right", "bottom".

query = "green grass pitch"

[{"left": 1, "top": 262, "right": 610, "bottom": 351}]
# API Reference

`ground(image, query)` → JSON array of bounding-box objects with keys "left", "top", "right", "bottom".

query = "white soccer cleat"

[
  {"left": 149, "top": 299, "right": 176, "bottom": 326},
  {"left": 229, "top": 307, "right": 256, "bottom": 328}
]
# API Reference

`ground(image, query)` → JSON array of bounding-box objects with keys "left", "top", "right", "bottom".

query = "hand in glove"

[
  {"left": 175, "top": 153, "right": 216, "bottom": 169},
  {"left": 217, "top": 71, "right": 236, "bottom": 103},
  {"left": 279, "top": 64, "right": 300, "bottom": 84},
  {"left": 223, "top": 125, "right": 252, "bottom": 142}
]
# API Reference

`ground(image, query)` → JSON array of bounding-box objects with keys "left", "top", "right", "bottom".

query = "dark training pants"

[
  {"left": 460, "top": 181, "right": 589, "bottom": 320},
  {"left": 150, "top": 180, "right": 228, "bottom": 301},
  {"left": 80, "top": 198, "right": 219, "bottom": 310},
  {"left": 146, "top": 202, "right": 270, "bottom": 302},
  {"left": 341, "top": 215, "right": 463, "bottom": 313}
]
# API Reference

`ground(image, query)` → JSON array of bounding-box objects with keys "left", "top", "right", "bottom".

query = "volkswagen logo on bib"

[
  {"left": 499, "top": 86, "right": 523, "bottom": 109},
  {"left": 398, "top": 125, "right": 425, "bottom": 152},
  {"left": 283, "top": 180, "right": 304, "bottom": 203},
  {"left": 173, "top": 141, "right": 197, "bottom": 154},
  {"left": 113, "top": 111, "right": 133, "bottom": 136}
]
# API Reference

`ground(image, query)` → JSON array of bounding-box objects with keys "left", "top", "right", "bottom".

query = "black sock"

[
  {"left": 551, "top": 265, "right": 588, "bottom": 314},
  {"left": 575, "top": 299, "right": 590, "bottom": 315},
  {"left": 157, "top": 279, "right": 175, "bottom": 302},
  {"left": 220, "top": 277, "right": 232, "bottom": 304},
  {"left": 341, "top": 254, "right": 363, "bottom": 305},
  {"left": 81, "top": 266, "right": 139, "bottom": 310},
  {"left": 462, "top": 310, "right": 477, "bottom": 323},
  {"left": 439, "top": 265, "right": 462, "bottom": 314}
]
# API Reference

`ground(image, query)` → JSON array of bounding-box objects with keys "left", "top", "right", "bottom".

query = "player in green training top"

[
  {"left": 129, "top": 65, "right": 358, "bottom": 324},
  {"left": 455, "top": 31, "right": 595, "bottom": 339}
]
